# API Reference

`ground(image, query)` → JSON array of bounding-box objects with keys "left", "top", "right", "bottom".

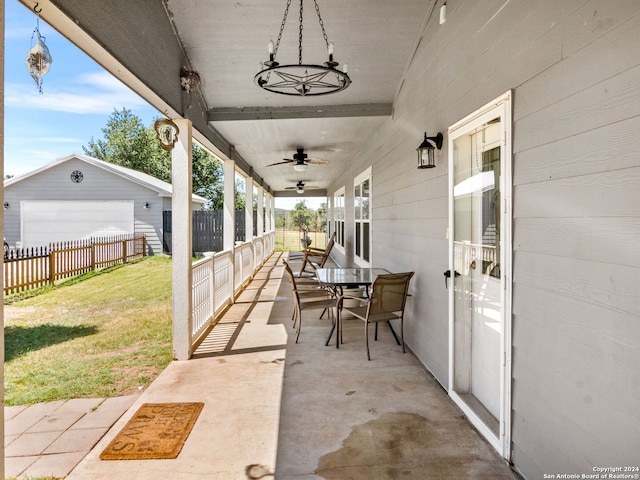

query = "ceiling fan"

[
  {"left": 266, "top": 148, "right": 329, "bottom": 172},
  {"left": 284, "top": 181, "right": 322, "bottom": 194}
]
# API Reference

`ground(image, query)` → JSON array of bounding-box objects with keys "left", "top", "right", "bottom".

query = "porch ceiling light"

[
  {"left": 255, "top": 0, "right": 351, "bottom": 96},
  {"left": 417, "top": 132, "right": 443, "bottom": 169}
]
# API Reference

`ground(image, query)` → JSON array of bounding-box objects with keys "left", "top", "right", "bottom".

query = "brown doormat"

[{"left": 100, "top": 402, "right": 204, "bottom": 460}]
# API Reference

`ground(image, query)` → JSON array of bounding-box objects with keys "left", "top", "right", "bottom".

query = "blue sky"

[
  {"left": 4, "top": 0, "right": 160, "bottom": 178},
  {"left": 3, "top": 1, "right": 324, "bottom": 210}
]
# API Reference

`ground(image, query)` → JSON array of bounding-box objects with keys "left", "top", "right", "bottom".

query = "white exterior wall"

[
  {"left": 4, "top": 158, "right": 166, "bottom": 254},
  {"left": 327, "top": 1, "right": 640, "bottom": 477}
]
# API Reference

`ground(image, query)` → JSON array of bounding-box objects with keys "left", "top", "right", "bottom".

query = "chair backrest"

[
  {"left": 367, "top": 272, "right": 414, "bottom": 317},
  {"left": 325, "top": 231, "right": 336, "bottom": 251},
  {"left": 282, "top": 260, "right": 295, "bottom": 287},
  {"left": 282, "top": 259, "right": 302, "bottom": 301},
  {"left": 315, "top": 232, "right": 337, "bottom": 268},
  {"left": 300, "top": 232, "right": 336, "bottom": 274}
]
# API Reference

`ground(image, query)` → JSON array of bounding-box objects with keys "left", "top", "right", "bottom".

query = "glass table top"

[{"left": 315, "top": 268, "right": 390, "bottom": 286}]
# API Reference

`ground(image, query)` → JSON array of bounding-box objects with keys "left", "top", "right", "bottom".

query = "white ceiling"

[
  {"left": 165, "top": 0, "right": 430, "bottom": 194},
  {"left": 32, "top": 0, "right": 432, "bottom": 195}
]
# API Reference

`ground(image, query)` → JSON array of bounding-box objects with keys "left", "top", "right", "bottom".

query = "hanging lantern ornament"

[{"left": 25, "top": 4, "right": 52, "bottom": 94}]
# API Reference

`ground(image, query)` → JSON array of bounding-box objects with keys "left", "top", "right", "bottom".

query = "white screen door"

[{"left": 448, "top": 92, "right": 512, "bottom": 459}]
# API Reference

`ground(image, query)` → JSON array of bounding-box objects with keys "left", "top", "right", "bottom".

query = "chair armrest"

[{"left": 336, "top": 295, "right": 368, "bottom": 307}]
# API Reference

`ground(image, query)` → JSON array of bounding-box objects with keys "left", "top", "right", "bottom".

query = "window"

[
  {"left": 354, "top": 168, "right": 371, "bottom": 265},
  {"left": 333, "top": 187, "right": 345, "bottom": 251}
]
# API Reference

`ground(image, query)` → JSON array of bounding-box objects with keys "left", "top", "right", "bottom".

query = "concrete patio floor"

[{"left": 7, "top": 251, "right": 520, "bottom": 479}]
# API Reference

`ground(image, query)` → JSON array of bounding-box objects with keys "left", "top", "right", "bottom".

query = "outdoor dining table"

[{"left": 314, "top": 267, "right": 393, "bottom": 347}]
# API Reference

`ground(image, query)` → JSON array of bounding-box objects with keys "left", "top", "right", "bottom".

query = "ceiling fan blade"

[
  {"left": 278, "top": 157, "right": 329, "bottom": 165},
  {"left": 266, "top": 160, "right": 293, "bottom": 167},
  {"left": 305, "top": 158, "right": 330, "bottom": 165}
]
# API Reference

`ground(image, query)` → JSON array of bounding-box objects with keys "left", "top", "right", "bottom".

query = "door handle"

[{"left": 444, "top": 269, "right": 460, "bottom": 288}]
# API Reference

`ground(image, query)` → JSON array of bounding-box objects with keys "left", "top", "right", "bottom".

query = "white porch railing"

[
  {"left": 190, "top": 231, "right": 275, "bottom": 348},
  {"left": 454, "top": 241, "right": 498, "bottom": 276}
]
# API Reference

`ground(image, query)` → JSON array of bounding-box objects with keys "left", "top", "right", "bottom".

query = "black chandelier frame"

[{"left": 255, "top": 0, "right": 351, "bottom": 97}]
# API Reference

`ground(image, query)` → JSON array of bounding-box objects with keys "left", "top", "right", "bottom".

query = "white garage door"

[{"left": 21, "top": 201, "right": 134, "bottom": 248}]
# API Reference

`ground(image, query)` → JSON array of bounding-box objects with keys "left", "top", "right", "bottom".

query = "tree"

[
  {"left": 290, "top": 201, "right": 312, "bottom": 230},
  {"left": 83, "top": 108, "right": 171, "bottom": 182},
  {"left": 84, "top": 108, "right": 224, "bottom": 209},
  {"left": 192, "top": 144, "right": 224, "bottom": 209},
  {"left": 315, "top": 202, "right": 327, "bottom": 232},
  {"left": 234, "top": 174, "right": 247, "bottom": 211},
  {"left": 289, "top": 201, "right": 314, "bottom": 247}
]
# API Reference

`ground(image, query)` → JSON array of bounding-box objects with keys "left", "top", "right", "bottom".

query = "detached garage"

[{"left": 4, "top": 154, "right": 206, "bottom": 253}]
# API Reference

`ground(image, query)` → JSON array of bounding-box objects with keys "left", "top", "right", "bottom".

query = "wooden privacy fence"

[
  {"left": 163, "top": 210, "right": 257, "bottom": 254},
  {"left": 3, "top": 234, "right": 147, "bottom": 294}
]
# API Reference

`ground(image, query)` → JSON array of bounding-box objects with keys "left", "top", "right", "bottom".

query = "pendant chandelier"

[{"left": 255, "top": 0, "right": 351, "bottom": 97}]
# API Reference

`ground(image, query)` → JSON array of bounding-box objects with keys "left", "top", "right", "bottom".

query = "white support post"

[
  {"left": 269, "top": 195, "right": 275, "bottom": 244},
  {"left": 171, "top": 119, "right": 193, "bottom": 361},
  {"left": 271, "top": 195, "right": 276, "bottom": 232},
  {"left": 223, "top": 158, "right": 236, "bottom": 252},
  {"left": 1, "top": 2, "right": 6, "bottom": 475},
  {"left": 223, "top": 158, "right": 236, "bottom": 299},
  {"left": 257, "top": 187, "right": 264, "bottom": 237},
  {"left": 245, "top": 177, "right": 253, "bottom": 242},
  {"left": 245, "top": 178, "right": 254, "bottom": 274}
]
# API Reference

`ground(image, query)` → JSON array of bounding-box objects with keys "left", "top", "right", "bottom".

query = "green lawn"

[
  {"left": 275, "top": 229, "right": 327, "bottom": 252},
  {"left": 4, "top": 256, "right": 173, "bottom": 406}
]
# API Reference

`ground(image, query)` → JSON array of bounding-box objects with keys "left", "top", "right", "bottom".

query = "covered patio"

[
  {"left": 2, "top": 1, "right": 639, "bottom": 478},
  {"left": 65, "top": 252, "right": 517, "bottom": 479}
]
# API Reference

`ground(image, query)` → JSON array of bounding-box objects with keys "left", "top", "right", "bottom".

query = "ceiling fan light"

[
  {"left": 293, "top": 163, "right": 307, "bottom": 172},
  {"left": 296, "top": 188, "right": 305, "bottom": 194}
]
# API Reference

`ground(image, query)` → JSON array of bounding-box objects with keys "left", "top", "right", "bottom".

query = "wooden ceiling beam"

[{"left": 208, "top": 104, "right": 393, "bottom": 122}]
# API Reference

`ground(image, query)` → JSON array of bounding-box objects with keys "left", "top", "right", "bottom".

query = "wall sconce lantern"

[
  {"left": 417, "top": 132, "right": 443, "bottom": 169},
  {"left": 144, "top": 202, "right": 150, "bottom": 209},
  {"left": 3, "top": 202, "right": 9, "bottom": 209}
]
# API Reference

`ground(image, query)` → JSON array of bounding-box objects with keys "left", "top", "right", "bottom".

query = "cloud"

[{"left": 5, "top": 71, "right": 150, "bottom": 114}]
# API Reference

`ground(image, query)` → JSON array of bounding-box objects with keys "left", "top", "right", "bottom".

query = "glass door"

[{"left": 448, "top": 92, "right": 512, "bottom": 459}]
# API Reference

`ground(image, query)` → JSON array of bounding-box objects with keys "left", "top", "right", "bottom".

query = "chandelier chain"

[
  {"left": 274, "top": 0, "right": 292, "bottom": 58},
  {"left": 313, "top": 0, "right": 330, "bottom": 48},
  {"left": 298, "top": 0, "right": 303, "bottom": 64},
  {"left": 255, "top": 0, "right": 351, "bottom": 96}
]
